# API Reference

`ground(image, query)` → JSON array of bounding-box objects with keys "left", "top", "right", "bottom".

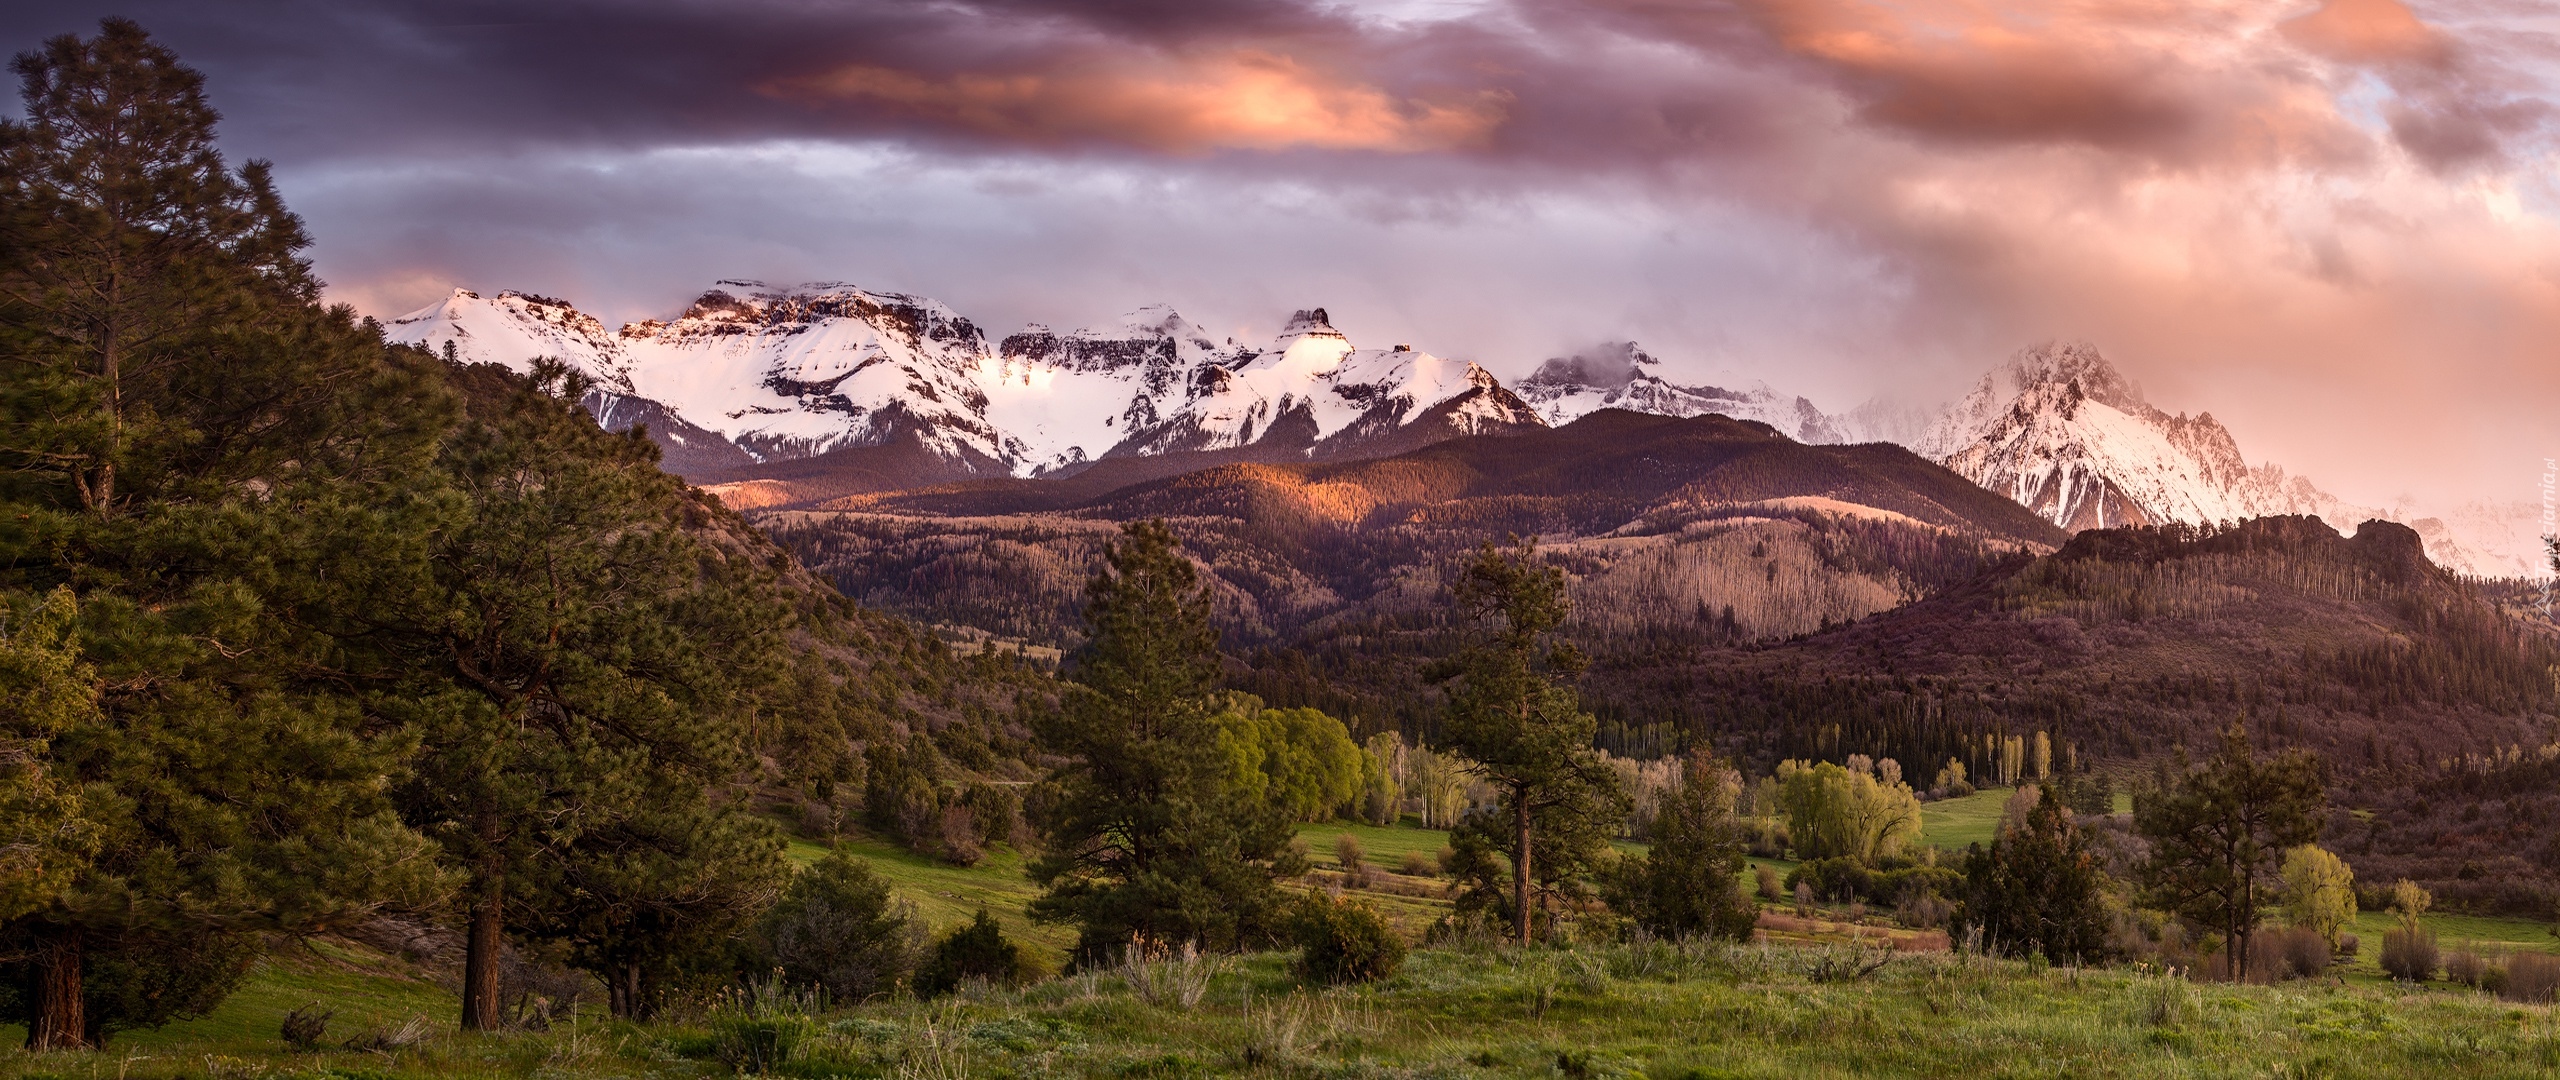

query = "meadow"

[
  {"left": 10, "top": 791, "right": 2555, "bottom": 1078},
  {"left": 6, "top": 933, "right": 2558, "bottom": 1079}
]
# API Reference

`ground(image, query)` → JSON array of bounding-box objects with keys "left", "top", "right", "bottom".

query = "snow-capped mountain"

[
  {"left": 388, "top": 284, "right": 1538, "bottom": 482},
  {"left": 1914, "top": 342, "right": 2542, "bottom": 577},
  {"left": 1515, "top": 342, "right": 1845, "bottom": 445}
]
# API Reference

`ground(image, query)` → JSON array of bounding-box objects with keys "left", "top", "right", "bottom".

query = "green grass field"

[
  {"left": 13, "top": 816, "right": 2554, "bottom": 1074},
  {"left": 10, "top": 936, "right": 2558, "bottom": 1079}
]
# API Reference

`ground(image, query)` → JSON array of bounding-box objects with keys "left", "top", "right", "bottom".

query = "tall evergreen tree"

[
  {"left": 1433, "top": 539, "right": 1626, "bottom": 944},
  {"left": 1028, "top": 520, "right": 1302, "bottom": 964},
  {"left": 2135, "top": 722, "right": 2323, "bottom": 980},
  {"left": 0, "top": 21, "right": 453, "bottom": 1050},
  {"left": 375, "top": 360, "right": 790, "bottom": 1028}
]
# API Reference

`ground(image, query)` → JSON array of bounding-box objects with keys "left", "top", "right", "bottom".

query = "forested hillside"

[
  {"left": 761, "top": 410, "right": 2062, "bottom": 650},
  {"left": 0, "top": 21, "right": 1044, "bottom": 1047}
]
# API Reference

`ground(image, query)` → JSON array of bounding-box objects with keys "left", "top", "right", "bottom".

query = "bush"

[
  {"left": 1334, "top": 834, "right": 1365, "bottom": 873},
  {"left": 2380, "top": 927, "right": 2439, "bottom": 982},
  {"left": 757, "top": 848, "right": 918, "bottom": 1001},
  {"left": 2336, "top": 932, "right": 2359, "bottom": 959},
  {"left": 1895, "top": 892, "right": 1953, "bottom": 931},
  {"left": 1786, "top": 858, "right": 1960, "bottom": 907},
  {"left": 2501, "top": 953, "right": 2560, "bottom": 1004},
  {"left": 2268, "top": 927, "right": 2329, "bottom": 980},
  {"left": 915, "top": 909, "right": 1031, "bottom": 998},
  {"left": 1292, "top": 893, "right": 1404, "bottom": 984},
  {"left": 1786, "top": 858, "right": 1871, "bottom": 903},
  {"left": 2446, "top": 949, "right": 2489, "bottom": 987},
  {"left": 1755, "top": 864, "right": 1783, "bottom": 901},
  {"left": 1399, "top": 850, "right": 1439, "bottom": 877}
]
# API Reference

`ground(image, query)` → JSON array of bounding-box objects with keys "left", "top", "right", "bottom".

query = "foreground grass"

[{"left": 7, "top": 940, "right": 2558, "bottom": 1079}]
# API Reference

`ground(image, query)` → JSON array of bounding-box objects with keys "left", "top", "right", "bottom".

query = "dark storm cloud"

[{"left": 3, "top": 1, "right": 2556, "bottom": 509}]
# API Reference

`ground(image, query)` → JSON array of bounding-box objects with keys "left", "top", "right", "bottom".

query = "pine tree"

[
  {"left": 375, "top": 360, "right": 790, "bottom": 1028},
  {"left": 0, "top": 22, "right": 453, "bottom": 1049},
  {"left": 1028, "top": 520, "right": 1302, "bottom": 964},
  {"left": 0, "top": 589, "right": 95, "bottom": 925},
  {"left": 1959, "top": 786, "right": 2114, "bottom": 964},
  {"left": 1608, "top": 749, "right": 1758, "bottom": 941},
  {"left": 2135, "top": 722, "right": 2323, "bottom": 980},
  {"left": 1433, "top": 539, "right": 1627, "bottom": 944}
]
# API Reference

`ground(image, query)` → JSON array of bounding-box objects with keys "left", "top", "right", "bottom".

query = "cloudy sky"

[{"left": 4, "top": 0, "right": 2555, "bottom": 509}]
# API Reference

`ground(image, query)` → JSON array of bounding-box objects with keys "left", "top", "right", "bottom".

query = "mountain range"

[{"left": 386, "top": 283, "right": 2548, "bottom": 578}]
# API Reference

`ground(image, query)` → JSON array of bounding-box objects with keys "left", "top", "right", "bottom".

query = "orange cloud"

[
  {"left": 1714, "top": 0, "right": 2366, "bottom": 163},
  {"left": 2281, "top": 0, "right": 2449, "bottom": 67},
  {"left": 763, "top": 51, "right": 1509, "bottom": 154}
]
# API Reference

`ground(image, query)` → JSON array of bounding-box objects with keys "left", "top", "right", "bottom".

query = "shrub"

[
  {"left": 758, "top": 848, "right": 918, "bottom": 1002},
  {"left": 1118, "top": 938, "right": 1228, "bottom": 1009},
  {"left": 280, "top": 1003, "right": 332, "bottom": 1049},
  {"left": 1292, "top": 893, "right": 1405, "bottom": 984},
  {"left": 2446, "top": 949, "right": 2489, "bottom": 987},
  {"left": 1755, "top": 864, "right": 1783, "bottom": 901},
  {"left": 2336, "top": 932, "right": 2359, "bottom": 959},
  {"left": 1334, "top": 834, "right": 1366, "bottom": 873},
  {"left": 2501, "top": 953, "right": 2560, "bottom": 1003},
  {"left": 915, "top": 909, "right": 1030, "bottom": 998},
  {"left": 2380, "top": 927, "right": 2438, "bottom": 982},
  {"left": 1895, "top": 892, "right": 1953, "bottom": 931},
  {"left": 1399, "top": 850, "right": 1439, "bottom": 877},
  {"left": 2268, "top": 926, "right": 2330, "bottom": 980},
  {"left": 1793, "top": 881, "right": 1814, "bottom": 918},
  {"left": 1785, "top": 857, "right": 1870, "bottom": 903}
]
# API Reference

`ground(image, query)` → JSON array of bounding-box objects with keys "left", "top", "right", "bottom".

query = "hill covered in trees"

[
  {"left": 0, "top": 20, "right": 1046, "bottom": 1046},
  {"left": 759, "top": 409, "right": 2066, "bottom": 650}
]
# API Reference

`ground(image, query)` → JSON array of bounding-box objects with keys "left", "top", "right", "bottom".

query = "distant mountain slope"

[
  {"left": 1610, "top": 515, "right": 2560, "bottom": 912},
  {"left": 756, "top": 410, "right": 2064, "bottom": 651}
]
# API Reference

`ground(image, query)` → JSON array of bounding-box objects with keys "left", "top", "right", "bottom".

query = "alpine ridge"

[
  {"left": 387, "top": 285, "right": 1540, "bottom": 491},
  {"left": 386, "top": 287, "right": 2542, "bottom": 576}
]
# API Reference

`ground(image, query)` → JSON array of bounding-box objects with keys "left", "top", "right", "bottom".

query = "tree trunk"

[
  {"left": 26, "top": 926, "right": 87, "bottom": 1051},
  {"left": 1514, "top": 785, "right": 1533, "bottom": 946},
  {"left": 609, "top": 958, "right": 648, "bottom": 1020},
  {"left": 461, "top": 868, "right": 505, "bottom": 1031}
]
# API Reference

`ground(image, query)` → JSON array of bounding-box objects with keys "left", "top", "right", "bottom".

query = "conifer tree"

[
  {"left": 376, "top": 360, "right": 789, "bottom": 1028},
  {"left": 1608, "top": 749, "right": 1758, "bottom": 941},
  {"left": 2135, "top": 722, "right": 2323, "bottom": 980},
  {"left": 1960, "top": 787, "right": 2114, "bottom": 964},
  {"left": 1433, "top": 539, "right": 1627, "bottom": 944},
  {"left": 0, "top": 21, "right": 452, "bottom": 1050},
  {"left": 1028, "top": 520, "right": 1301, "bottom": 963}
]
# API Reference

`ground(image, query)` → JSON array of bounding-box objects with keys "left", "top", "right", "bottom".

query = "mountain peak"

[
  {"left": 1996, "top": 340, "right": 2145, "bottom": 413},
  {"left": 1278, "top": 308, "right": 1340, "bottom": 338},
  {"left": 1521, "top": 341, "right": 1660, "bottom": 391}
]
